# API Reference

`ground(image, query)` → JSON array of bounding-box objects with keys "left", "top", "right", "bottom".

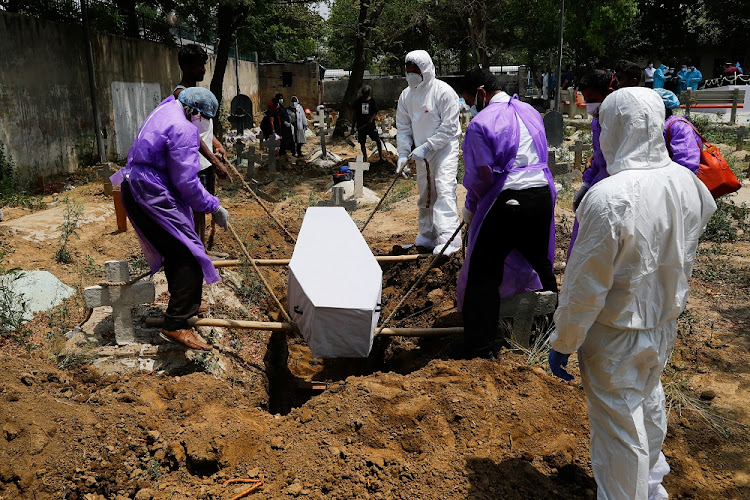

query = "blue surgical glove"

[
  {"left": 411, "top": 143, "right": 430, "bottom": 160},
  {"left": 548, "top": 349, "right": 573, "bottom": 381}
]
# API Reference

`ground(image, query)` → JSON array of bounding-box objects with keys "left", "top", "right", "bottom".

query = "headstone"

[
  {"left": 316, "top": 106, "right": 331, "bottom": 157},
  {"left": 349, "top": 155, "right": 370, "bottom": 198},
  {"left": 316, "top": 186, "right": 357, "bottom": 212},
  {"left": 264, "top": 136, "right": 281, "bottom": 172},
  {"left": 83, "top": 260, "right": 155, "bottom": 345},
  {"left": 569, "top": 140, "right": 589, "bottom": 170},
  {"left": 498, "top": 291, "right": 557, "bottom": 347},
  {"left": 737, "top": 126, "right": 748, "bottom": 152},
  {"left": 98, "top": 162, "right": 114, "bottom": 196},
  {"left": 543, "top": 110, "right": 564, "bottom": 147},
  {"left": 547, "top": 149, "right": 569, "bottom": 176},
  {"left": 228, "top": 94, "right": 254, "bottom": 134},
  {"left": 244, "top": 145, "right": 261, "bottom": 181}
]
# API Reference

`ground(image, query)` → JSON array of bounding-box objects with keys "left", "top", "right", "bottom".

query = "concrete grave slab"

[
  {"left": 0, "top": 203, "right": 113, "bottom": 242},
  {"left": 2, "top": 270, "right": 74, "bottom": 321}
]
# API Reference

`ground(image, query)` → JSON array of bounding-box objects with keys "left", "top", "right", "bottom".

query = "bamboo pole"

[
  {"left": 212, "top": 254, "right": 423, "bottom": 268},
  {"left": 145, "top": 317, "right": 462, "bottom": 337},
  {"left": 227, "top": 221, "right": 294, "bottom": 325}
]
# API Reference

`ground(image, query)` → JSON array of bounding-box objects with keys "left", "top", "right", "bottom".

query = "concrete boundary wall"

[{"left": 0, "top": 12, "right": 259, "bottom": 181}]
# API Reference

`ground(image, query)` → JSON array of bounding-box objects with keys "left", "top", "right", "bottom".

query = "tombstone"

[
  {"left": 228, "top": 94, "right": 254, "bottom": 134},
  {"left": 98, "top": 162, "right": 114, "bottom": 196},
  {"left": 83, "top": 260, "right": 155, "bottom": 345},
  {"left": 737, "top": 126, "right": 748, "bottom": 152},
  {"left": 316, "top": 185, "right": 357, "bottom": 212},
  {"left": 263, "top": 136, "right": 281, "bottom": 172},
  {"left": 543, "top": 110, "right": 564, "bottom": 147},
  {"left": 498, "top": 291, "right": 557, "bottom": 347},
  {"left": 349, "top": 155, "right": 370, "bottom": 198},
  {"left": 316, "top": 106, "right": 331, "bottom": 157},
  {"left": 569, "top": 140, "right": 590, "bottom": 170},
  {"left": 547, "top": 149, "right": 569, "bottom": 176},
  {"left": 244, "top": 145, "right": 262, "bottom": 181}
]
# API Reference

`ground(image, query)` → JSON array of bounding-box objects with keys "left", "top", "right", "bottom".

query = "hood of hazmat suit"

[
  {"left": 396, "top": 50, "right": 462, "bottom": 253},
  {"left": 551, "top": 87, "right": 716, "bottom": 500}
]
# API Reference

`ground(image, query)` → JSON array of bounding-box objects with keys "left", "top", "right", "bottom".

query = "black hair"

[
  {"left": 460, "top": 67, "right": 501, "bottom": 95},
  {"left": 665, "top": 108, "right": 673, "bottom": 118},
  {"left": 578, "top": 69, "right": 618, "bottom": 95},
  {"left": 177, "top": 44, "right": 208, "bottom": 68},
  {"left": 615, "top": 60, "right": 641, "bottom": 82}
]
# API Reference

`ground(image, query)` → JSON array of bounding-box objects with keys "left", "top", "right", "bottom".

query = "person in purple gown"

[
  {"left": 456, "top": 67, "right": 557, "bottom": 358},
  {"left": 656, "top": 88, "right": 701, "bottom": 175},
  {"left": 110, "top": 87, "right": 229, "bottom": 351}
]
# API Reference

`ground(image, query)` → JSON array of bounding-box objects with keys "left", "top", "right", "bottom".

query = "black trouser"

[
  {"left": 122, "top": 180, "right": 203, "bottom": 331},
  {"left": 358, "top": 127, "right": 382, "bottom": 159},
  {"left": 193, "top": 165, "right": 215, "bottom": 245},
  {"left": 462, "top": 186, "right": 557, "bottom": 353},
  {"left": 295, "top": 142, "right": 303, "bottom": 156}
]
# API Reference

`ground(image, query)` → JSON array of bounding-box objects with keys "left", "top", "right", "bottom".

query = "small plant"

[
  {"left": 509, "top": 316, "right": 556, "bottom": 367},
  {"left": 662, "top": 368, "right": 732, "bottom": 437},
  {"left": 55, "top": 197, "right": 84, "bottom": 264},
  {"left": 702, "top": 199, "right": 749, "bottom": 243},
  {"left": 56, "top": 350, "right": 95, "bottom": 369},
  {"left": 82, "top": 254, "right": 104, "bottom": 278},
  {"left": 0, "top": 142, "right": 45, "bottom": 210},
  {"left": 0, "top": 267, "right": 29, "bottom": 339}
]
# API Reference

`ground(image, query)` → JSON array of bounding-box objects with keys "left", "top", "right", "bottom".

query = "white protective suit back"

[{"left": 554, "top": 87, "right": 716, "bottom": 353}]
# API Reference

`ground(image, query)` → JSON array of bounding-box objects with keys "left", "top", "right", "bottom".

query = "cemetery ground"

[{"left": 0, "top": 129, "right": 749, "bottom": 500}]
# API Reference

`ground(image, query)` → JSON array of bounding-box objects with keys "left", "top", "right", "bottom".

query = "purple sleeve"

[
  {"left": 665, "top": 121, "right": 701, "bottom": 174},
  {"left": 165, "top": 122, "right": 220, "bottom": 214},
  {"left": 462, "top": 122, "right": 496, "bottom": 213},
  {"left": 582, "top": 119, "right": 606, "bottom": 186}
]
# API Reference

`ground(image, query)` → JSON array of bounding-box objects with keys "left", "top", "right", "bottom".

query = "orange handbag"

[{"left": 666, "top": 119, "right": 741, "bottom": 198}]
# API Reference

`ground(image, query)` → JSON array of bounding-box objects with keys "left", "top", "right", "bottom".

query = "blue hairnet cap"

[
  {"left": 178, "top": 87, "right": 219, "bottom": 118},
  {"left": 339, "top": 166, "right": 351, "bottom": 173},
  {"left": 654, "top": 88, "right": 680, "bottom": 109}
]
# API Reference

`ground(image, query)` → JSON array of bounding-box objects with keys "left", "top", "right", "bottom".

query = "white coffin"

[{"left": 288, "top": 207, "right": 382, "bottom": 358}]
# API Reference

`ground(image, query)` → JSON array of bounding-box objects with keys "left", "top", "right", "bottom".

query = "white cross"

[
  {"left": 349, "top": 155, "right": 370, "bottom": 198},
  {"left": 83, "top": 260, "right": 155, "bottom": 345},
  {"left": 316, "top": 106, "right": 331, "bottom": 157},
  {"left": 244, "top": 145, "right": 262, "bottom": 181}
]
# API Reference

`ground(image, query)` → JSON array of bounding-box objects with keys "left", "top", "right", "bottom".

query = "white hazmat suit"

[
  {"left": 551, "top": 87, "right": 716, "bottom": 499},
  {"left": 397, "top": 50, "right": 462, "bottom": 254}
]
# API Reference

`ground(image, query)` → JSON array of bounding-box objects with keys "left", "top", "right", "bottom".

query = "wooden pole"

[
  {"left": 227, "top": 221, "right": 294, "bottom": 325},
  {"left": 360, "top": 173, "right": 401, "bottom": 233},
  {"left": 212, "top": 254, "right": 424, "bottom": 268},
  {"left": 145, "top": 317, "right": 462, "bottom": 336},
  {"left": 731, "top": 88, "right": 739, "bottom": 125}
]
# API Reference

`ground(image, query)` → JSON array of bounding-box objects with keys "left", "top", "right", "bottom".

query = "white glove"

[
  {"left": 462, "top": 207, "right": 474, "bottom": 226},
  {"left": 397, "top": 156, "right": 408, "bottom": 174},
  {"left": 212, "top": 206, "right": 229, "bottom": 230},
  {"left": 411, "top": 143, "right": 430, "bottom": 160},
  {"left": 572, "top": 185, "right": 589, "bottom": 211}
]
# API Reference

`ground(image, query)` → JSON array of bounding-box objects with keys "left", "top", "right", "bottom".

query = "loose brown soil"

[{"left": 0, "top": 134, "right": 748, "bottom": 499}]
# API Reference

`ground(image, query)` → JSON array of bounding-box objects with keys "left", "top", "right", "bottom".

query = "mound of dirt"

[{"left": 0, "top": 354, "right": 595, "bottom": 499}]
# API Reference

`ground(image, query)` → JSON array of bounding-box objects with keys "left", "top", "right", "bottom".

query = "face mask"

[
  {"left": 278, "top": 98, "right": 284, "bottom": 105},
  {"left": 681, "top": 66, "right": 687, "bottom": 71},
  {"left": 406, "top": 72, "right": 423, "bottom": 89},
  {"left": 688, "top": 67, "right": 694, "bottom": 71},
  {"left": 586, "top": 102, "right": 601, "bottom": 114},
  {"left": 649, "top": 64, "right": 654, "bottom": 69},
  {"left": 470, "top": 105, "right": 478, "bottom": 117}
]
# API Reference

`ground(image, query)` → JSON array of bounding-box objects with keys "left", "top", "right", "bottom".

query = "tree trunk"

[
  {"left": 210, "top": 4, "right": 248, "bottom": 140},
  {"left": 332, "top": 0, "right": 385, "bottom": 139}
]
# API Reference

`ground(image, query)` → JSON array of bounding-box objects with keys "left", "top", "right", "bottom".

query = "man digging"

[{"left": 110, "top": 87, "right": 231, "bottom": 351}]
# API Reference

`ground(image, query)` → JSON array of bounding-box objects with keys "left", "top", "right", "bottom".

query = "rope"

[
  {"left": 376, "top": 221, "right": 465, "bottom": 335},
  {"left": 227, "top": 221, "right": 294, "bottom": 327},
  {"left": 360, "top": 173, "right": 400, "bottom": 233},
  {"left": 97, "top": 269, "right": 151, "bottom": 287},
  {"left": 225, "top": 160, "right": 297, "bottom": 244}
]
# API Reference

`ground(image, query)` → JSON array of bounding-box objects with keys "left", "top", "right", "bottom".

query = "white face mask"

[
  {"left": 649, "top": 64, "right": 654, "bottom": 69},
  {"left": 470, "top": 105, "right": 478, "bottom": 117},
  {"left": 681, "top": 66, "right": 687, "bottom": 71},
  {"left": 406, "top": 72, "right": 423, "bottom": 89},
  {"left": 586, "top": 102, "right": 601, "bottom": 114},
  {"left": 278, "top": 98, "right": 284, "bottom": 105}
]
